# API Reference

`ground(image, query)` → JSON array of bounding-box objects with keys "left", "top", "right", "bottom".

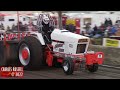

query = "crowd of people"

[
  {"left": 7, "top": 22, "right": 38, "bottom": 32},
  {"left": 1, "top": 18, "right": 120, "bottom": 39},
  {"left": 0, "top": 21, "right": 38, "bottom": 32},
  {"left": 82, "top": 18, "right": 120, "bottom": 38}
]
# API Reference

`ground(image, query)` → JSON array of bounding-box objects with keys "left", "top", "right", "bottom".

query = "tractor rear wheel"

[{"left": 18, "top": 36, "right": 44, "bottom": 70}]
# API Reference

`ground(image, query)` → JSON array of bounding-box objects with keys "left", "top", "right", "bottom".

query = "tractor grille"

[
  {"left": 76, "top": 44, "right": 86, "bottom": 54},
  {"left": 78, "top": 39, "right": 88, "bottom": 43}
]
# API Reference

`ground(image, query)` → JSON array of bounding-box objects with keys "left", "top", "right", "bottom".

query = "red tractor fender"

[
  {"left": 46, "top": 51, "right": 53, "bottom": 67},
  {"left": 85, "top": 52, "right": 104, "bottom": 65}
]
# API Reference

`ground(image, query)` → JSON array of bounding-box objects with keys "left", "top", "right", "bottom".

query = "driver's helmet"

[
  {"left": 42, "top": 14, "right": 50, "bottom": 25},
  {"left": 37, "top": 13, "right": 55, "bottom": 30}
]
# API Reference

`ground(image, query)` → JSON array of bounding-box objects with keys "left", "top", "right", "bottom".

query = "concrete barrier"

[{"left": 88, "top": 45, "right": 120, "bottom": 66}]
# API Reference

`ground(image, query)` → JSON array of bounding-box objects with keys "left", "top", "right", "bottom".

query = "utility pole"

[{"left": 58, "top": 11, "right": 62, "bottom": 29}]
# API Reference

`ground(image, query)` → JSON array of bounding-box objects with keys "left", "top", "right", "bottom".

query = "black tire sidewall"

[
  {"left": 52, "top": 57, "right": 62, "bottom": 68},
  {"left": 87, "top": 63, "right": 98, "bottom": 72},
  {"left": 18, "top": 36, "right": 44, "bottom": 70},
  {"left": 62, "top": 57, "right": 74, "bottom": 75}
]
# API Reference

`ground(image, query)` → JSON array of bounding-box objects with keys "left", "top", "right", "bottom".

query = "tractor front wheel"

[
  {"left": 86, "top": 63, "right": 98, "bottom": 72},
  {"left": 62, "top": 57, "right": 74, "bottom": 75}
]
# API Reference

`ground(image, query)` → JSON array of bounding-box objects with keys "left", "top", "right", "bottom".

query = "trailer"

[{"left": 0, "top": 14, "right": 37, "bottom": 30}]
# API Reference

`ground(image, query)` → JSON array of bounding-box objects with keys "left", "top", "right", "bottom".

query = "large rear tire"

[{"left": 18, "top": 36, "right": 44, "bottom": 70}]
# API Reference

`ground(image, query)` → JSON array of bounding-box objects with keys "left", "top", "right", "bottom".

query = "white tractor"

[{"left": 0, "top": 14, "right": 104, "bottom": 75}]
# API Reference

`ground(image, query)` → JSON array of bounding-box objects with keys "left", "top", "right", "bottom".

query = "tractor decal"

[
  {"left": 0, "top": 32, "right": 31, "bottom": 41},
  {"left": 54, "top": 43, "right": 64, "bottom": 49}
]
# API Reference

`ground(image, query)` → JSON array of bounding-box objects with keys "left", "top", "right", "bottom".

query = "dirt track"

[{"left": 0, "top": 66, "right": 120, "bottom": 79}]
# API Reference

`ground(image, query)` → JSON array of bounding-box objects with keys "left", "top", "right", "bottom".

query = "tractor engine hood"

[{"left": 51, "top": 29, "right": 89, "bottom": 43}]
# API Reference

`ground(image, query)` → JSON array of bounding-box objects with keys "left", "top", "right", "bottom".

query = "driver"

[{"left": 37, "top": 14, "right": 55, "bottom": 44}]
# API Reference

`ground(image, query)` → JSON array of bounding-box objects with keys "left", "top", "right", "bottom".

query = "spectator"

[
  {"left": 93, "top": 25, "right": 98, "bottom": 31},
  {"left": 24, "top": 24, "right": 28, "bottom": 30},
  {"left": 81, "top": 31, "right": 85, "bottom": 36},
  {"left": 104, "top": 29, "right": 109, "bottom": 37},
  {"left": 28, "top": 25, "right": 33, "bottom": 31},
  {"left": 28, "top": 22, "right": 36, "bottom": 31},
  {"left": 1, "top": 26, "right": 5, "bottom": 30},
  {"left": 19, "top": 22, "right": 23, "bottom": 27},
  {"left": 63, "top": 25, "right": 66, "bottom": 29},
  {"left": 85, "top": 23, "right": 91, "bottom": 32},
  {"left": 108, "top": 18, "right": 113, "bottom": 26},
  {"left": 7, "top": 26, "right": 10, "bottom": 31},
  {"left": 12, "top": 24, "right": 15, "bottom": 29},
  {"left": 100, "top": 23, "right": 105, "bottom": 31},
  {"left": 68, "top": 24, "right": 76, "bottom": 33},
  {"left": 0, "top": 23, "right": 5, "bottom": 30},
  {"left": 109, "top": 26, "right": 117, "bottom": 36},
  {"left": 1, "top": 23, "right": 3, "bottom": 27},
  {"left": 93, "top": 25, "right": 98, "bottom": 35},
  {"left": 65, "top": 25, "right": 69, "bottom": 30},
  {"left": 97, "top": 27, "right": 103, "bottom": 34},
  {"left": 87, "top": 27, "right": 93, "bottom": 35},
  {"left": 93, "top": 27, "right": 103, "bottom": 38},
  {"left": 16, "top": 21, "right": 22, "bottom": 29},
  {"left": 19, "top": 22, "right": 26, "bottom": 31},
  {"left": 104, "top": 18, "right": 108, "bottom": 27}
]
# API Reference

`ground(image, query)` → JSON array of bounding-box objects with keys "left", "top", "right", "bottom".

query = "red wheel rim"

[{"left": 22, "top": 49, "right": 29, "bottom": 60}]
